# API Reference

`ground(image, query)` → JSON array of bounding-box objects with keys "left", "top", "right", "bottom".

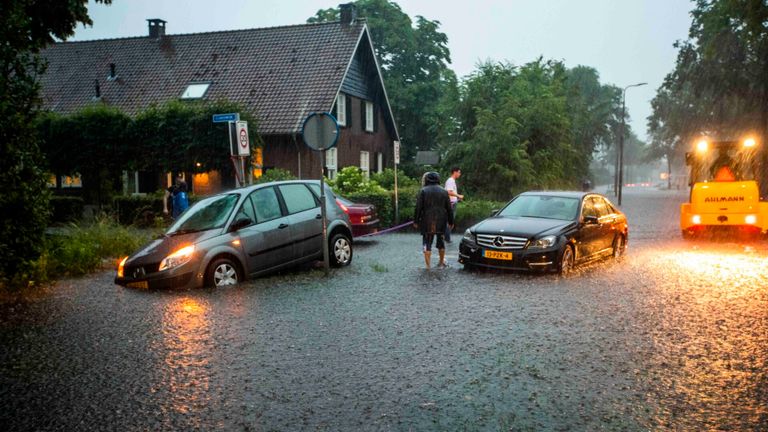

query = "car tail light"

[{"left": 335, "top": 199, "right": 349, "bottom": 213}]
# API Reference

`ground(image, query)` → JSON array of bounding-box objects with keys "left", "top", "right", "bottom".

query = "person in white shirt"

[{"left": 444, "top": 167, "right": 464, "bottom": 242}]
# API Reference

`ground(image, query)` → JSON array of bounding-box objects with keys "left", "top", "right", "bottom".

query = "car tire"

[
  {"left": 558, "top": 245, "right": 575, "bottom": 275},
  {"left": 681, "top": 230, "right": 696, "bottom": 240},
  {"left": 205, "top": 257, "right": 242, "bottom": 287},
  {"left": 612, "top": 234, "right": 626, "bottom": 260},
  {"left": 329, "top": 232, "right": 353, "bottom": 267}
]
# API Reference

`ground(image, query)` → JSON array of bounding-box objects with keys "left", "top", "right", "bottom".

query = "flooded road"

[{"left": 1, "top": 188, "right": 766, "bottom": 431}]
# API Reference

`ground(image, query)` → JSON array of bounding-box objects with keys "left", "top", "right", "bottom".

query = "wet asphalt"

[{"left": 1, "top": 188, "right": 767, "bottom": 431}]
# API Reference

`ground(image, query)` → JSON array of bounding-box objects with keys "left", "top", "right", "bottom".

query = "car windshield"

[
  {"left": 167, "top": 193, "right": 239, "bottom": 235},
  {"left": 498, "top": 195, "right": 580, "bottom": 221}
]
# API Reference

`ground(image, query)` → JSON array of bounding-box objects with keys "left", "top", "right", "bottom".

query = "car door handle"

[
  {"left": 278, "top": 223, "right": 289, "bottom": 229},
  {"left": 315, "top": 214, "right": 322, "bottom": 219}
]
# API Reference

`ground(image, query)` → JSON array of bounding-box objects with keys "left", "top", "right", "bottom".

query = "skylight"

[{"left": 180, "top": 83, "right": 210, "bottom": 99}]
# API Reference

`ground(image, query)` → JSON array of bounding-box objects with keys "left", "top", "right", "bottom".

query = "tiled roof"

[{"left": 40, "top": 21, "right": 366, "bottom": 135}]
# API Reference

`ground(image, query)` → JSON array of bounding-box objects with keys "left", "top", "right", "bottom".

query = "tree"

[
  {"left": 649, "top": 0, "right": 768, "bottom": 192},
  {"left": 308, "top": 0, "right": 457, "bottom": 169},
  {"left": 0, "top": 0, "right": 110, "bottom": 283}
]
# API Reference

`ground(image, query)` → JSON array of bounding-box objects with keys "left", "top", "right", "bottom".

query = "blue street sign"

[{"left": 212, "top": 113, "right": 239, "bottom": 123}]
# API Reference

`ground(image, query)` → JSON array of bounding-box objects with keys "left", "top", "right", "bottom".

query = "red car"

[{"left": 335, "top": 196, "right": 380, "bottom": 237}]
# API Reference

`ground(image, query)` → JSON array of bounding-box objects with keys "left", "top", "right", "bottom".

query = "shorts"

[{"left": 422, "top": 233, "right": 445, "bottom": 252}]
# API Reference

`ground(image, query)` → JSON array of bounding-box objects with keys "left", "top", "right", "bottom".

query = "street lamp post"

[{"left": 617, "top": 82, "right": 647, "bottom": 206}]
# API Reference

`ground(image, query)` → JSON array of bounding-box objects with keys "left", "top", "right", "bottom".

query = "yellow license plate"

[
  {"left": 483, "top": 250, "right": 513, "bottom": 260},
  {"left": 127, "top": 281, "right": 148, "bottom": 289}
]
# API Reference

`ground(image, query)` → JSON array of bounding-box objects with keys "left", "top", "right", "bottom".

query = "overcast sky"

[{"left": 71, "top": 0, "right": 694, "bottom": 141}]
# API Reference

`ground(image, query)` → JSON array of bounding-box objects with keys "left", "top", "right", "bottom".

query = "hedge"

[
  {"left": 50, "top": 196, "right": 84, "bottom": 224},
  {"left": 113, "top": 194, "right": 201, "bottom": 226}
]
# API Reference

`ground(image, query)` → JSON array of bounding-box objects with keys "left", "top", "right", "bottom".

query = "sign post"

[
  {"left": 301, "top": 112, "right": 340, "bottom": 276},
  {"left": 393, "top": 140, "right": 400, "bottom": 224},
  {"left": 214, "top": 113, "right": 252, "bottom": 187}
]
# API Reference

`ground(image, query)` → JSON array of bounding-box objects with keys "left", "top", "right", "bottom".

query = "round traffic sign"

[
  {"left": 301, "top": 112, "right": 339, "bottom": 152},
  {"left": 239, "top": 128, "right": 248, "bottom": 148}
]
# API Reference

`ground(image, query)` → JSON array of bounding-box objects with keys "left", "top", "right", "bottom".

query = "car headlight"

[
  {"left": 117, "top": 256, "right": 128, "bottom": 278},
  {"left": 528, "top": 235, "right": 557, "bottom": 249},
  {"left": 463, "top": 229, "right": 475, "bottom": 242},
  {"left": 159, "top": 245, "right": 195, "bottom": 271}
]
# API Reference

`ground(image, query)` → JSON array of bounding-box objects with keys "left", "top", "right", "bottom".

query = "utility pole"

[{"left": 618, "top": 82, "right": 647, "bottom": 205}]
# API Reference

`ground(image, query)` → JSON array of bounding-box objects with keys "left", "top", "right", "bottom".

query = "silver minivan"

[{"left": 115, "top": 180, "right": 353, "bottom": 289}]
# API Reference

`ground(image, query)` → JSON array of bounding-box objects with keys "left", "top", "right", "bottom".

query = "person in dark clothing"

[
  {"left": 414, "top": 171, "right": 454, "bottom": 269},
  {"left": 163, "top": 174, "right": 189, "bottom": 219}
]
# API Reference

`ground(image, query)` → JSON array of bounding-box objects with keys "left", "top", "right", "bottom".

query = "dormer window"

[{"left": 181, "top": 82, "right": 210, "bottom": 99}]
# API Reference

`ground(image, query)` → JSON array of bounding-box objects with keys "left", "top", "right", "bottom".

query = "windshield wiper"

[{"left": 166, "top": 228, "right": 203, "bottom": 236}]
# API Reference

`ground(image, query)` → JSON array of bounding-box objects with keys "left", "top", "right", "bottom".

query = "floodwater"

[{"left": 0, "top": 188, "right": 766, "bottom": 431}]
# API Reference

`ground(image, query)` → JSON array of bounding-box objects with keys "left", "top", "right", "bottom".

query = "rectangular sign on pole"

[
  {"left": 236, "top": 121, "right": 250, "bottom": 156},
  {"left": 394, "top": 140, "right": 400, "bottom": 164},
  {"left": 212, "top": 113, "right": 240, "bottom": 123}
]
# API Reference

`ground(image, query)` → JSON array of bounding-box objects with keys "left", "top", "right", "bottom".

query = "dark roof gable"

[{"left": 40, "top": 21, "right": 394, "bottom": 136}]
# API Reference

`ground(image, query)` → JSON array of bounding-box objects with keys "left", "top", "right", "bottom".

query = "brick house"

[{"left": 39, "top": 4, "right": 399, "bottom": 195}]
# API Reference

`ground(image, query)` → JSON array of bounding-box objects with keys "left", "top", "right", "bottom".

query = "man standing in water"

[
  {"left": 414, "top": 172, "right": 454, "bottom": 269},
  {"left": 444, "top": 167, "right": 464, "bottom": 243}
]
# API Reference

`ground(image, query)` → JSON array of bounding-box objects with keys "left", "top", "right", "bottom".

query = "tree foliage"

[
  {"left": 648, "top": 0, "right": 768, "bottom": 189},
  {"left": 441, "top": 60, "right": 625, "bottom": 199},
  {"left": 36, "top": 100, "right": 261, "bottom": 204},
  {"left": 0, "top": 0, "right": 110, "bottom": 283}
]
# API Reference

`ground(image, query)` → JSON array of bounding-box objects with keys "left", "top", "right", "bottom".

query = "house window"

[
  {"left": 335, "top": 94, "right": 346, "bottom": 126},
  {"left": 377, "top": 152, "right": 383, "bottom": 173},
  {"left": 60, "top": 174, "right": 82, "bottom": 188},
  {"left": 180, "top": 82, "right": 210, "bottom": 99},
  {"left": 326, "top": 147, "right": 338, "bottom": 180},
  {"left": 360, "top": 151, "right": 370, "bottom": 179},
  {"left": 364, "top": 101, "right": 374, "bottom": 132}
]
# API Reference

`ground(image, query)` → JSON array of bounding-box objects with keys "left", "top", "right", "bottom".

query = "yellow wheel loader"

[{"left": 680, "top": 137, "right": 768, "bottom": 239}]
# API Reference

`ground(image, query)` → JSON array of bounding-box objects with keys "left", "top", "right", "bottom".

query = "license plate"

[
  {"left": 483, "top": 250, "right": 513, "bottom": 260},
  {"left": 127, "top": 281, "right": 148, "bottom": 289}
]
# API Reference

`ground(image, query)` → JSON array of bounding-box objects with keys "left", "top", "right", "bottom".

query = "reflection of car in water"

[
  {"left": 459, "top": 191, "right": 628, "bottom": 275},
  {"left": 116, "top": 180, "right": 354, "bottom": 289},
  {"left": 680, "top": 137, "right": 768, "bottom": 239}
]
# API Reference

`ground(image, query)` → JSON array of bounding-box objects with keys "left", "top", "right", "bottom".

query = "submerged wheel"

[
  {"left": 329, "top": 232, "right": 353, "bottom": 267},
  {"left": 206, "top": 257, "right": 241, "bottom": 287},
  {"left": 612, "top": 234, "right": 626, "bottom": 260},
  {"left": 558, "top": 245, "right": 575, "bottom": 275}
]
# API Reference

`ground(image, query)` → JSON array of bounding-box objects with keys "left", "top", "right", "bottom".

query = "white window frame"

[
  {"left": 326, "top": 147, "right": 338, "bottom": 180},
  {"left": 364, "top": 101, "right": 374, "bottom": 132},
  {"left": 360, "top": 151, "right": 370, "bottom": 180},
  {"left": 377, "top": 152, "right": 383, "bottom": 173},
  {"left": 336, "top": 94, "right": 346, "bottom": 126}
]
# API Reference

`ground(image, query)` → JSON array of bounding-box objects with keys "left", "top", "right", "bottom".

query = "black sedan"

[{"left": 459, "top": 191, "right": 628, "bottom": 274}]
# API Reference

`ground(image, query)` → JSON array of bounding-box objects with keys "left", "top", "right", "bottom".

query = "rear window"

[{"left": 278, "top": 184, "right": 318, "bottom": 214}]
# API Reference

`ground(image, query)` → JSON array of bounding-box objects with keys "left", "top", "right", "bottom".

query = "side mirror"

[
  {"left": 229, "top": 217, "right": 253, "bottom": 232},
  {"left": 490, "top": 209, "right": 500, "bottom": 217},
  {"left": 583, "top": 215, "right": 599, "bottom": 225}
]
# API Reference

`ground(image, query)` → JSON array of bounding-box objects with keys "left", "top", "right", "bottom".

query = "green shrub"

[
  {"left": 454, "top": 199, "right": 507, "bottom": 229},
  {"left": 14, "top": 216, "right": 156, "bottom": 285},
  {"left": 394, "top": 186, "right": 420, "bottom": 225},
  {"left": 113, "top": 194, "right": 165, "bottom": 225},
  {"left": 256, "top": 168, "right": 296, "bottom": 184},
  {"left": 333, "top": 166, "right": 386, "bottom": 195},
  {"left": 346, "top": 189, "right": 393, "bottom": 226},
  {"left": 50, "top": 196, "right": 84, "bottom": 224},
  {"left": 371, "top": 168, "right": 418, "bottom": 189}
]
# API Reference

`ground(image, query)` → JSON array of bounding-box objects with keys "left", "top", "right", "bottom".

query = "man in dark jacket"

[{"left": 414, "top": 172, "right": 454, "bottom": 269}]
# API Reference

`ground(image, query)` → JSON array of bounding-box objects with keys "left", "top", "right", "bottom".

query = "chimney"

[
  {"left": 147, "top": 18, "right": 167, "bottom": 38},
  {"left": 339, "top": 3, "right": 357, "bottom": 25}
]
